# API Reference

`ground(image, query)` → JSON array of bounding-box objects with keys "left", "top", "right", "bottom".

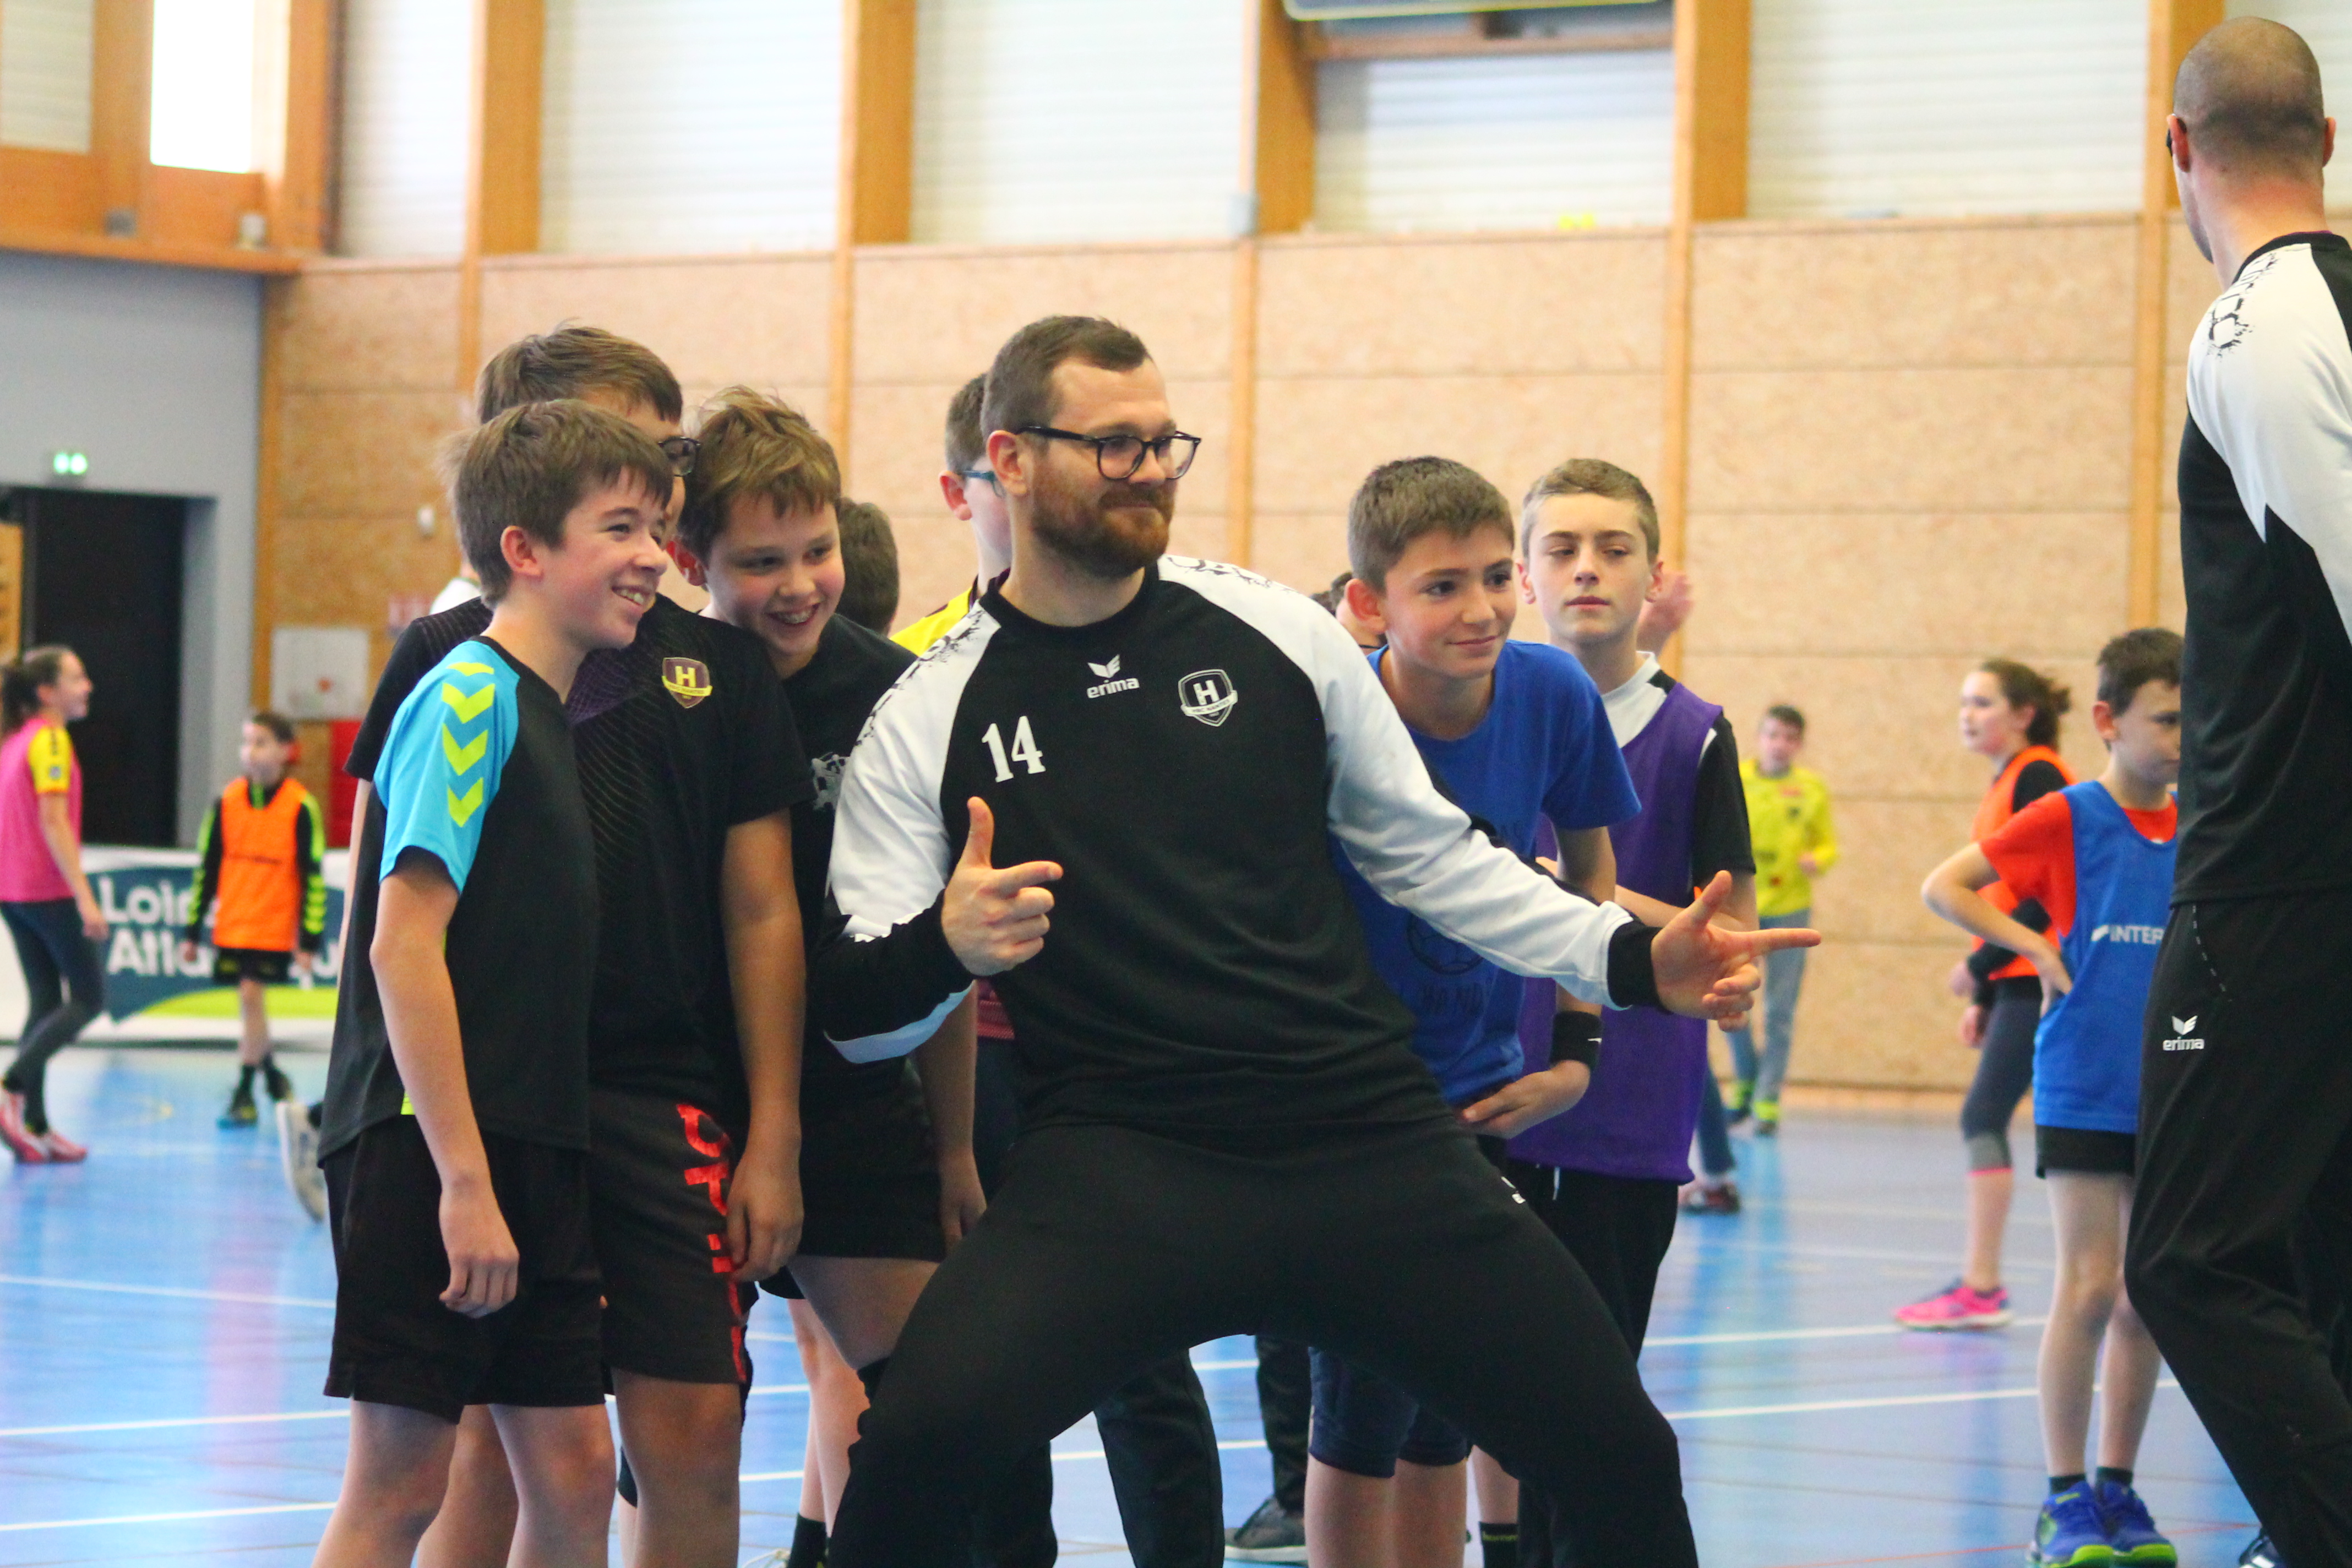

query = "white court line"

[
  {"left": 0, "top": 1273, "right": 334, "bottom": 1309},
  {"left": 2, "top": 1384, "right": 2186, "bottom": 1532},
  {"left": 1646, "top": 1315, "right": 2046, "bottom": 1348},
  {"left": 0, "top": 1322, "right": 2034, "bottom": 1441}
]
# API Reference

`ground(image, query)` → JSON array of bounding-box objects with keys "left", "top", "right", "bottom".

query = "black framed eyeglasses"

[
  {"left": 659, "top": 435, "right": 700, "bottom": 478},
  {"left": 1017, "top": 426, "right": 1201, "bottom": 482}
]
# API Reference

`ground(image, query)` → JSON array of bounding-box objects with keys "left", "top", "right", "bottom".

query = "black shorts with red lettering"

[
  {"left": 590, "top": 1088, "right": 753, "bottom": 1385},
  {"left": 214, "top": 946, "right": 293, "bottom": 985},
  {"left": 762, "top": 1061, "right": 944, "bottom": 1302},
  {"left": 324, "top": 1116, "right": 603, "bottom": 1422}
]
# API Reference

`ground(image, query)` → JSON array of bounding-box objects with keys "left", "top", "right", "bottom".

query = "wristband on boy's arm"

[{"left": 1550, "top": 1011, "right": 1602, "bottom": 1068}]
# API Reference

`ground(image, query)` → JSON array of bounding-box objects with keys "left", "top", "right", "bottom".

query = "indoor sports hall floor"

[{"left": 1, "top": 1048, "right": 2255, "bottom": 1566}]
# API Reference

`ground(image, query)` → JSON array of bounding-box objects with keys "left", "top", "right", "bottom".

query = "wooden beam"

[
  {"left": 829, "top": 0, "right": 919, "bottom": 466},
  {"left": 837, "top": 0, "right": 917, "bottom": 248},
  {"left": 90, "top": 0, "right": 155, "bottom": 236},
  {"left": 0, "top": 223, "right": 303, "bottom": 273},
  {"left": 456, "top": 0, "right": 541, "bottom": 396},
  {"left": 255, "top": 0, "right": 335, "bottom": 253},
  {"left": 0, "top": 149, "right": 106, "bottom": 236},
  {"left": 1656, "top": 0, "right": 1749, "bottom": 675},
  {"left": 1252, "top": 0, "right": 1317, "bottom": 236},
  {"left": 1227, "top": 238, "right": 1259, "bottom": 567},
  {"left": 2127, "top": 0, "right": 2223, "bottom": 627}
]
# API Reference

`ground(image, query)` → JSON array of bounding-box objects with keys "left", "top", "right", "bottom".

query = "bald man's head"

[{"left": 2175, "top": 17, "right": 2328, "bottom": 179}]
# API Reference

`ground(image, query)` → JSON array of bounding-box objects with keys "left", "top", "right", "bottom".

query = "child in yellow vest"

[{"left": 179, "top": 711, "right": 325, "bottom": 1128}]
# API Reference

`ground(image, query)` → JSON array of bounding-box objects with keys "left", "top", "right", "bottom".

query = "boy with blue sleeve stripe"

[
  {"left": 312, "top": 400, "right": 674, "bottom": 1568},
  {"left": 1923, "top": 629, "right": 2185, "bottom": 1567}
]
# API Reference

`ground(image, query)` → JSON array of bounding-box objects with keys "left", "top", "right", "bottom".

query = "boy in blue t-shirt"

[
  {"left": 1308, "top": 457, "right": 1638, "bottom": 1568},
  {"left": 1923, "top": 628, "right": 2183, "bottom": 1567},
  {"left": 313, "top": 401, "right": 674, "bottom": 1568}
]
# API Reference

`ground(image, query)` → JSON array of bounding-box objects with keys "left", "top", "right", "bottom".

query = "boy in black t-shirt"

[
  {"left": 313, "top": 401, "right": 673, "bottom": 1567},
  {"left": 337, "top": 330, "right": 812, "bottom": 1568},
  {"left": 676, "top": 386, "right": 1062, "bottom": 1567}
]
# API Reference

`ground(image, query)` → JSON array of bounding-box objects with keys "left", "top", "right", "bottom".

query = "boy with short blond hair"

[
  {"left": 313, "top": 400, "right": 675, "bottom": 1568},
  {"left": 1506, "top": 455, "right": 1757, "bottom": 1568},
  {"left": 184, "top": 709, "right": 325, "bottom": 1127},
  {"left": 1924, "top": 628, "right": 2184, "bottom": 1566}
]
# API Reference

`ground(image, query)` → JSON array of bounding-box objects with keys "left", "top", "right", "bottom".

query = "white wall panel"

[
  {"left": 1313, "top": 49, "right": 1675, "bottom": 234},
  {"left": 336, "top": 0, "right": 472, "bottom": 257},
  {"left": 1, "top": 0, "right": 95, "bottom": 153},
  {"left": 2229, "top": 1, "right": 2352, "bottom": 211},
  {"left": 910, "top": 0, "right": 1249, "bottom": 245},
  {"left": 541, "top": 0, "right": 840, "bottom": 254},
  {"left": 1750, "top": 0, "right": 2147, "bottom": 219}
]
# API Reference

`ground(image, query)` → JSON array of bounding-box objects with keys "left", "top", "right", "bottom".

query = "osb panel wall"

[
  {"left": 847, "top": 241, "right": 1238, "bottom": 626},
  {"left": 1681, "top": 214, "right": 2141, "bottom": 1090},
  {"left": 266, "top": 216, "right": 2201, "bottom": 1091},
  {"left": 1250, "top": 230, "right": 1667, "bottom": 602},
  {"left": 270, "top": 260, "right": 473, "bottom": 685}
]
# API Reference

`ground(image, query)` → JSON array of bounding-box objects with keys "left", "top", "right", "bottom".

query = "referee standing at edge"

[{"left": 2126, "top": 19, "right": 2352, "bottom": 1561}]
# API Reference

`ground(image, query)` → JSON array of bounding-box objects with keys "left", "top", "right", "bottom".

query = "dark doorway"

[{"left": 8, "top": 488, "right": 187, "bottom": 848}]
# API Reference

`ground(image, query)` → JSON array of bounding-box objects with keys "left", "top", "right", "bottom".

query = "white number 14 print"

[{"left": 982, "top": 716, "right": 1046, "bottom": 781}]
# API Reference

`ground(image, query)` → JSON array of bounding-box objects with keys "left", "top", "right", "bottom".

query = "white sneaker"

[{"left": 277, "top": 1100, "right": 326, "bottom": 1221}]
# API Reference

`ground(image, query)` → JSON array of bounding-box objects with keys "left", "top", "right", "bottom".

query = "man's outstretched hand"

[
  {"left": 1651, "top": 872, "right": 1820, "bottom": 1020},
  {"left": 942, "top": 797, "right": 1062, "bottom": 976}
]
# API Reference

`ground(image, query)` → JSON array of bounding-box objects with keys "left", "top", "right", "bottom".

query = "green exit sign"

[{"left": 50, "top": 451, "right": 88, "bottom": 478}]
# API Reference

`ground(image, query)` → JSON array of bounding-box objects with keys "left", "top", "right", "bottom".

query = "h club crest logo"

[
  {"left": 662, "top": 657, "right": 713, "bottom": 709},
  {"left": 1178, "top": 668, "right": 1237, "bottom": 727}
]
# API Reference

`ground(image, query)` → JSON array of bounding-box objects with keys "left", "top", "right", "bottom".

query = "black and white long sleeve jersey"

[
  {"left": 813, "top": 556, "right": 1657, "bottom": 1135},
  {"left": 2176, "top": 231, "right": 2352, "bottom": 902}
]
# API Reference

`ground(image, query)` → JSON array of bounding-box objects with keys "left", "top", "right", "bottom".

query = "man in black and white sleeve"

[
  {"left": 2125, "top": 19, "right": 2352, "bottom": 1564},
  {"left": 810, "top": 315, "right": 1816, "bottom": 1568}
]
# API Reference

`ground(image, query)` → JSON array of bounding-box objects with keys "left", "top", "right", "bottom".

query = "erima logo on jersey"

[
  {"left": 2088, "top": 923, "right": 2165, "bottom": 946},
  {"left": 1178, "top": 668, "right": 1238, "bottom": 727},
  {"left": 1085, "top": 655, "right": 1140, "bottom": 699},
  {"left": 2162, "top": 1015, "right": 2205, "bottom": 1052}
]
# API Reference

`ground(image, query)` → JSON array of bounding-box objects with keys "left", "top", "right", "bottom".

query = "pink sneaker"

[
  {"left": 0, "top": 1092, "right": 46, "bottom": 1163},
  {"left": 1894, "top": 1278, "right": 2011, "bottom": 1330},
  {"left": 36, "top": 1128, "right": 85, "bottom": 1163}
]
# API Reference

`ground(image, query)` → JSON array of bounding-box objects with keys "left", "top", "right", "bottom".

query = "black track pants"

[
  {"left": 826, "top": 1120, "right": 1694, "bottom": 1568},
  {"left": 2127, "top": 894, "right": 2352, "bottom": 1564},
  {"left": 1254, "top": 1336, "right": 1310, "bottom": 1514}
]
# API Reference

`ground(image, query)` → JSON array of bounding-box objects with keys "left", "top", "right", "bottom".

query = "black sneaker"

[
  {"left": 2240, "top": 1533, "right": 2285, "bottom": 1568},
  {"left": 262, "top": 1058, "right": 293, "bottom": 1102},
  {"left": 218, "top": 1084, "right": 258, "bottom": 1129},
  {"left": 1225, "top": 1494, "right": 1307, "bottom": 1562}
]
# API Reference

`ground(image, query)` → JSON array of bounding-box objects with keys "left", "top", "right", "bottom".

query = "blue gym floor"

[{"left": 1, "top": 1048, "right": 2255, "bottom": 1565}]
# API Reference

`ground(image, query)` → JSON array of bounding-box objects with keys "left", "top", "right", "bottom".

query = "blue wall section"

[{"left": 0, "top": 251, "right": 263, "bottom": 844}]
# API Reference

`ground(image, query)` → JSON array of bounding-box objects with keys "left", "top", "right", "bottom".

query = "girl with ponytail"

[
  {"left": 1894, "top": 657, "right": 2077, "bottom": 1331},
  {"left": 0, "top": 645, "right": 101, "bottom": 1162}
]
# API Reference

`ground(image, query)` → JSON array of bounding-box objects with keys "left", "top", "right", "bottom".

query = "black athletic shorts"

[
  {"left": 214, "top": 946, "right": 292, "bottom": 984},
  {"left": 323, "top": 1116, "right": 603, "bottom": 1422},
  {"left": 763, "top": 1066, "right": 944, "bottom": 1302},
  {"left": 590, "top": 1088, "right": 753, "bottom": 1385},
  {"left": 2037, "top": 1124, "right": 2137, "bottom": 1179}
]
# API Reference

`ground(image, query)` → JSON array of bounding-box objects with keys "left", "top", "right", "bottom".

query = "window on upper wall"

[
  {"left": 2226, "top": 1, "right": 2351, "bottom": 211},
  {"left": 540, "top": 0, "right": 841, "bottom": 254},
  {"left": 150, "top": 0, "right": 261, "bottom": 171},
  {"left": 910, "top": 0, "right": 1250, "bottom": 246},
  {"left": 336, "top": 0, "right": 473, "bottom": 257},
  {"left": 1749, "top": 0, "right": 2147, "bottom": 219},
  {"left": 1, "top": 0, "right": 96, "bottom": 154}
]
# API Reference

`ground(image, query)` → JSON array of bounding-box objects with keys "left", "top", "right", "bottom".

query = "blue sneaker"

[
  {"left": 2095, "top": 1481, "right": 2176, "bottom": 1566},
  {"left": 2032, "top": 1484, "right": 2116, "bottom": 1567}
]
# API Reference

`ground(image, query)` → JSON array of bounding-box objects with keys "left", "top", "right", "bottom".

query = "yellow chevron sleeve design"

[
  {"left": 440, "top": 682, "right": 496, "bottom": 723},
  {"left": 449, "top": 661, "right": 493, "bottom": 676},
  {"left": 447, "top": 777, "right": 485, "bottom": 826},
  {"left": 440, "top": 725, "right": 488, "bottom": 773}
]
